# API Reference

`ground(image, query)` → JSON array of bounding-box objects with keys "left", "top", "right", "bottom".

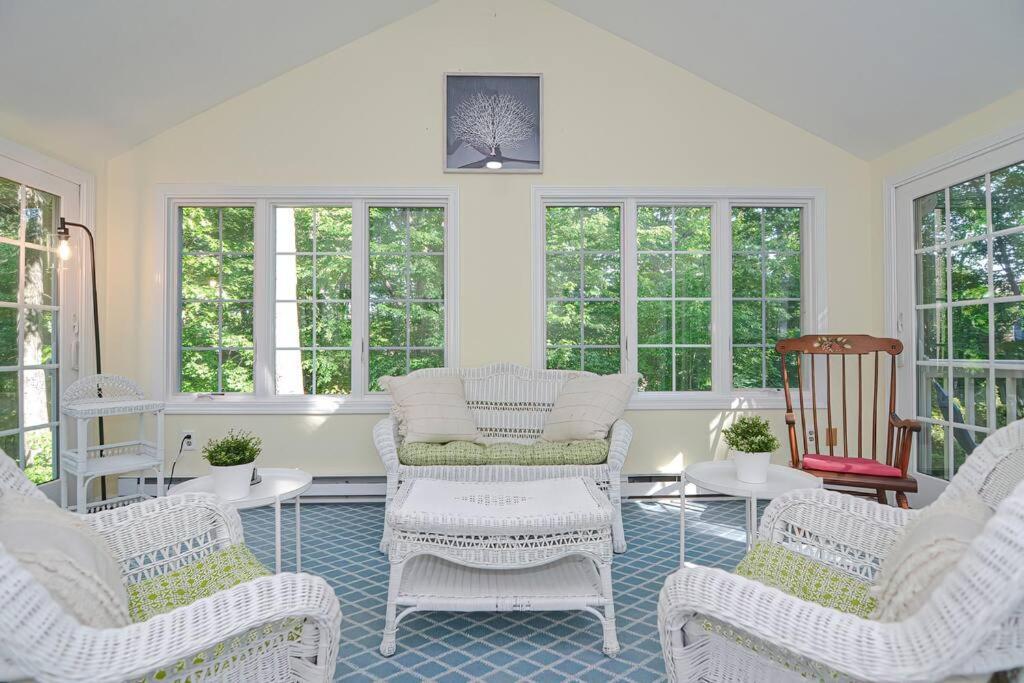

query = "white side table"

[
  {"left": 680, "top": 461, "right": 821, "bottom": 566},
  {"left": 170, "top": 468, "right": 312, "bottom": 573}
]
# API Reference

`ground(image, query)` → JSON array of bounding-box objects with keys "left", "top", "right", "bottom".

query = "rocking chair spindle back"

[{"left": 776, "top": 334, "right": 921, "bottom": 508}]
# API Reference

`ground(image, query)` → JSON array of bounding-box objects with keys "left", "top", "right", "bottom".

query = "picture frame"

[{"left": 443, "top": 72, "right": 543, "bottom": 173}]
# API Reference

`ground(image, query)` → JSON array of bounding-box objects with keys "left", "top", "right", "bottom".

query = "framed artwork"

[{"left": 444, "top": 73, "right": 542, "bottom": 173}]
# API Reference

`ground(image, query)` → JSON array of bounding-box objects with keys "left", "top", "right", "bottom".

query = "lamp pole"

[{"left": 57, "top": 218, "right": 106, "bottom": 499}]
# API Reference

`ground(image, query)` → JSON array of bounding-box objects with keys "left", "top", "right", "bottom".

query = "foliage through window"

[
  {"left": 545, "top": 206, "right": 621, "bottom": 374},
  {"left": 367, "top": 207, "right": 446, "bottom": 392},
  {"left": 274, "top": 207, "right": 353, "bottom": 395},
  {"left": 0, "top": 175, "right": 59, "bottom": 484},
  {"left": 731, "top": 207, "right": 802, "bottom": 389},
  {"left": 172, "top": 194, "right": 452, "bottom": 404},
  {"left": 538, "top": 193, "right": 814, "bottom": 401},
  {"left": 636, "top": 206, "right": 712, "bottom": 391},
  {"left": 179, "top": 206, "right": 255, "bottom": 393},
  {"left": 913, "top": 159, "right": 1024, "bottom": 481}
]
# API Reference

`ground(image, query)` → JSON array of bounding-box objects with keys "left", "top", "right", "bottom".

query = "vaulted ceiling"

[{"left": 1, "top": 0, "right": 1022, "bottom": 164}]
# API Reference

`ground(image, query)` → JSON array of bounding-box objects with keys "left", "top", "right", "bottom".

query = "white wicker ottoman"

[{"left": 380, "top": 477, "right": 619, "bottom": 657}]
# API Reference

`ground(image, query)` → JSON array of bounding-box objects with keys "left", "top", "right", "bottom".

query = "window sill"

[
  {"left": 628, "top": 391, "right": 791, "bottom": 411},
  {"left": 164, "top": 395, "right": 393, "bottom": 415}
]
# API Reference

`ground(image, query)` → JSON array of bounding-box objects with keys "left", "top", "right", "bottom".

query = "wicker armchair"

[
  {"left": 0, "top": 453, "right": 341, "bottom": 683},
  {"left": 659, "top": 419, "right": 1024, "bottom": 682},
  {"left": 374, "top": 363, "right": 633, "bottom": 553}
]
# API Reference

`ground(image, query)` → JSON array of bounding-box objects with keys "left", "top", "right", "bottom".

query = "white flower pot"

[
  {"left": 733, "top": 451, "right": 771, "bottom": 484},
  {"left": 210, "top": 462, "right": 255, "bottom": 500}
]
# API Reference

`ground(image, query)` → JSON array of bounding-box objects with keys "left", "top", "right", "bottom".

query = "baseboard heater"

[{"left": 119, "top": 473, "right": 689, "bottom": 502}]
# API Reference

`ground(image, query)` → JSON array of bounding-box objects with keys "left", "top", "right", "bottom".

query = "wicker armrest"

[
  {"left": 659, "top": 566, "right": 955, "bottom": 682},
  {"left": 1, "top": 566, "right": 341, "bottom": 683},
  {"left": 757, "top": 488, "right": 914, "bottom": 579},
  {"left": 87, "top": 493, "right": 244, "bottom": 578},
  {"left": 606, "top": 419, "right": 632, "bottom": 471},
  {"left": 374, "top": 417, "right": 401, "bottom": 473}
]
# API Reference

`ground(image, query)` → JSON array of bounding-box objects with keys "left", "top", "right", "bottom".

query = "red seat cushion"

[{"left": 802, "top": 453, "right": 902, "bottom": 478}]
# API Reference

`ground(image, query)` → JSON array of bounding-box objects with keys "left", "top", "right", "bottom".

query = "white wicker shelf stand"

[
  {"left": 381, "top": 477, "right": 619, "bottom": 658},
  {"left": 59, "top": 374, "right": 165, "bottom": 511}
]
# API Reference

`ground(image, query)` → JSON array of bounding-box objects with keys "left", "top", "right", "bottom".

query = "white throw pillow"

[
  {"left": 0, "top": 492, "right": 130, "bottom": 628},
  {"left": 871, "top": 492, "right": 992, "bottom": 622},
  {"left": 380, "top": 375, "right": 482, "bottom": 443},
  {"left": 541, "top": 373, "right": 639, "bottom": 442}
]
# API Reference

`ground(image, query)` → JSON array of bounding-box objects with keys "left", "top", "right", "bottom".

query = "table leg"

[
  {"left": 746, "top": 496, "right": 757, "bottom": 552},
  {"left": 679, "top": 474, "right": 686, "bottom": 568},
  {"left": 598, "top": 561, "right": 620, "bottom": 657},
  {"left": 274, "top": 498, "right": 282, "bottom": 573},
  {"left": 295, "top": 495, "right": 302, "bottom": 573}
]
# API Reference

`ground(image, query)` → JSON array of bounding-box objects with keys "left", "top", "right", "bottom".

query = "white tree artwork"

[
  {"left": 450, "top": 92, "right": 534, "bottom": 162},
  {"left": 445, "top": 74, "right": 542, "bottom": 172}
]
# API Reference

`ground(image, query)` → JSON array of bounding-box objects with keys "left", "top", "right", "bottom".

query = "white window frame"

[
  {"left": 531, "top": 186, "right": 827, "bottom": 410},
  {"left": 158, "top": 185, "right": 459, "bottom": 414},
  {"left": 884, "top": 123, "right": 1024, "bottom": 504}
]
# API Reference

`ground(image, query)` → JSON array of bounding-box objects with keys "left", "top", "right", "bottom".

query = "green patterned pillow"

[
  {"left": 398, "top": 440, "right": 608, "bottom": 466},
  {"left": 128, "top": 544, "right": 270, "bottom": 622},
  {"left": 735, "top": 542, "right": 876, "bottom": 618}
]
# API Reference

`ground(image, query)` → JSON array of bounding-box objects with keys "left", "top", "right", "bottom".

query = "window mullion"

[
  {"left": 712, "top": 199, "right": 732, "bottom": 393},
  {"left": 253, "top": 199, "right": 273, "bottom": 397},
  {"left": 351, "top": 199, "right": 368, "bottom": 398},
  {"left": 622, "top": 199, "right": 638, "bottom": 377}
]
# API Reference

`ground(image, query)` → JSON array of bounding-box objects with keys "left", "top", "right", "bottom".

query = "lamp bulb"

[
  {"left": 485, "top": 159, "right": 503, "bottom": 170},
  {"left": 57, "top": 240, "right": 71, "bottom": 261}
]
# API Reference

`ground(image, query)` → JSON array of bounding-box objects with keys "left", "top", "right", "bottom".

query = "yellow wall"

[{"left": 103, "top": 0, "right": 876, "bottom": 476}]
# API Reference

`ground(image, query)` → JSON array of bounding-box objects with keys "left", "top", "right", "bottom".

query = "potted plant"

[
  {"left": 722, "top": 416, "right": 780, "bottom": 484},
  {"left": 202, "top": 429, "right": 262, "bottom": 500}
]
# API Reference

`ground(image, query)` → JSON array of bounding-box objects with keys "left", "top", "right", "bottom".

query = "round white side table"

[
  {"left": 170, "top": 468, "right": 312, "bottom": 573},
  {"left": 679, "top": 461, "right": 821, "bottom": 567}
]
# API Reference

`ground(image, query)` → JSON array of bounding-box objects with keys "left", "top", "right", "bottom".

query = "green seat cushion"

[
  {"left": 128, "top": 544, "right": 270, "bottom": 623},
  {"left": 735, "top": 542, "right": 876, "bottom": 617},
  {"left": 398, "top": 440, "right": 609, "bottom": 466}
]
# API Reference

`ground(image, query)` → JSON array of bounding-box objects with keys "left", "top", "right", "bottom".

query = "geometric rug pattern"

[{"left": 240, "top": 498, "right": 763, "bottom": 682}]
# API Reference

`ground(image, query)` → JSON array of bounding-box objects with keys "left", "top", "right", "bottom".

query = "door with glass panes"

[
  {"left": 894, "top": 138, "right": 1024, "bottom": 505},
  {"left": 0, "top": 153, "right": 82, "bottom": 498}
]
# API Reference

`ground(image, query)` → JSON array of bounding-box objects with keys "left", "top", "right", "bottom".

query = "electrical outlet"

[{"left": 181, "top": 430, "right": 196, "bottom": 451}]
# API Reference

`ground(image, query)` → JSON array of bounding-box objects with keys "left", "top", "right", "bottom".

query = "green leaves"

[
  {"left": 722, "top": 415, "right": 780, "bottom": 454},
  {"left": 202, "top": 429, "right": 261, "bottom": 467}
]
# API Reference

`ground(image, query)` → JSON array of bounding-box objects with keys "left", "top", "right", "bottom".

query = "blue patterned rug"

[{"left": 240, "top": 498, "right": 758, "bottom": 682}]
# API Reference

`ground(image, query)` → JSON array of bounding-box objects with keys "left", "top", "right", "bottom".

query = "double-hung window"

[
  {"left": 906, "top": 159, "right": 1024, "bottom": 480},
  {"left": 168, "top": 189, "right": 456, "bottom": 411},
  {"left": 534, "top": 189, "right": 823, "bottom": 407}
]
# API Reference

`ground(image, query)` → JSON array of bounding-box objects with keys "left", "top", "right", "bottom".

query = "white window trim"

[
  {"left": 157, "top": 184, "right": 459, "bottom": 415},
  {"left": 883, "top": 122, "right": 1024, "bottom": 502},
  {"left": 531, "top": 186, "right": 827, "bottom": 410}
]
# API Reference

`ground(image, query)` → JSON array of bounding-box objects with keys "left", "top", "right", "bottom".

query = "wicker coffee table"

[{"left": 380, "top": 477, "right": 619, "bottom": 657}]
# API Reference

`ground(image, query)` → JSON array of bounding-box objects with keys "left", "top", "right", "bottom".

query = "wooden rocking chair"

[{"left": 775, "top": 334, "right": 921, "bottom": 508}]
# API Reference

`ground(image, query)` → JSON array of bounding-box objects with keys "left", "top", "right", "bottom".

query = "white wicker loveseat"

[
  {"left": 0, "top": 453, "right": 341, "bottom": 683},
  {"left": 659, "top": 419, "right": 1024, "bottom": 682},
  {"left": 374, "top": 363, "right": 634, "bottom": 553}
]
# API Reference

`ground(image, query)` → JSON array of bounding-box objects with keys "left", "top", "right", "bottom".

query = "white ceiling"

[
  {"left": 550, "top": 0, "right": 1024, "bottom": 159},
  {"left": 1, "top": 1, "right": 1022, "bottom": 163},
  {"left": 0, "top": 0, "right": 435, "bottom": 162}
]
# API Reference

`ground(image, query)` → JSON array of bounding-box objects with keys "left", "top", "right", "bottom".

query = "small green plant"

[
  {"left": 722, "top": 416, "right": 780, "bottom": 454},
  {"left": 202, "top": 429, "right": 262, "bottom": 467}
]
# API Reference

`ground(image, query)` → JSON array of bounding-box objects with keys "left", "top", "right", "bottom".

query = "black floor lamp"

[{"left": 57, "top": 217, "right": 106, "bottom": 499}]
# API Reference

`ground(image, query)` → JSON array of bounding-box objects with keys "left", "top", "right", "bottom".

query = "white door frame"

[
  {"left": 0, "top": 136, "right": 95, "bottom": 499},
  {"left": 883, "top": 122, "right": 1024, "bottom": 506}
]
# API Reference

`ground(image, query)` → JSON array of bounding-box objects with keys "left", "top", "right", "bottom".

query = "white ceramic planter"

[
  {"left": 733, "top": 451, "right": 771, "bottom": 484},
  {"left": 211, "top": 462, "right": 255, "bottom": 500}
]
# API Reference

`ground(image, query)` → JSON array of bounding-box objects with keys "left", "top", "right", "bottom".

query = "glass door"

[
  {"left": 895, "top": 139, "right": 1024, "bottom": 504},
  {"left": 0, "top": 151, "right": 82, "bottom": 497}
]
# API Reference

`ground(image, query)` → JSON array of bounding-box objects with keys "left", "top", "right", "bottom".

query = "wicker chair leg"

[{"left": 380, "top": 560, "right": 405, "bottom": 656}]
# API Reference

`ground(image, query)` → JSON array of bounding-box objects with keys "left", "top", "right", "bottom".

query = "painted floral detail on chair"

[{"left": 812, "top": 336, "right": 852, "bottom": 353}]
